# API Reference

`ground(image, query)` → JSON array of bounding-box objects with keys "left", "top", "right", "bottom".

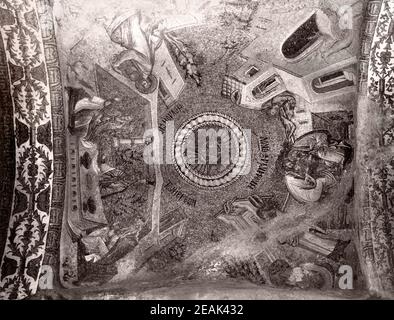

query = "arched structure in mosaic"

[{"left": 0, "top": 0, "right": 393, "bottom": 300}]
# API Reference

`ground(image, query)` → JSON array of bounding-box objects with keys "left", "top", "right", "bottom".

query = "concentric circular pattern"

[{"left": 173, "top": 112, "right": 249, "bottom": 189}]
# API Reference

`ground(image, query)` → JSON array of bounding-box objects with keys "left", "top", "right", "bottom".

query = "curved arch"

[{"left": 281, "top": 13, "right": 322, "bottom": 61}]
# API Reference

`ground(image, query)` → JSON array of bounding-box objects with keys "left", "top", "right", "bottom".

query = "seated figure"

[{"left": 284, "top": 130, "right": 352, "bottom": 203}]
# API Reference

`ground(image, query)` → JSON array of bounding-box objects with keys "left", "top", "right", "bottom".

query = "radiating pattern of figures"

[{"left": 0, "top": 0, "right": 393, "bottom": 300}]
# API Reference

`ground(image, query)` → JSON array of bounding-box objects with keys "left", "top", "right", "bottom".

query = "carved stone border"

[
  {"left": 0, "top": 0, "right": 65, "bottom": 299},
  {"left": 36, "top": 0, "right": 66, "bottom": 286},
  {"left": 356, "top": 0, "right": 394, "bottom": 296}
]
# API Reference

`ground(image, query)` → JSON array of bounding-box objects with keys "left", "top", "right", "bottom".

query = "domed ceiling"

[{"left": 0, "top": 0, "right": 393, "bottom": 300}]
